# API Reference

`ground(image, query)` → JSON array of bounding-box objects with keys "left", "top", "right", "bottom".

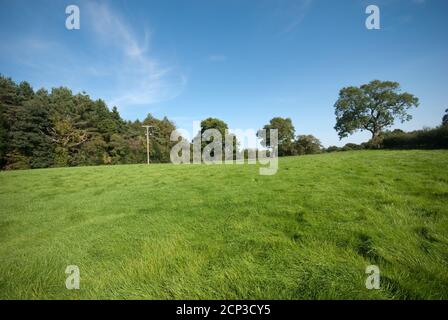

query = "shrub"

[
  {"left": 294, "top": 135, "right": 323, "bottom": 155},
  {"left": 341, "top": 143, "right": 364, "bottom": 151},
  {"left": 381, "top": 126, "right": 448, "bottom": 149},
  {"left": 326, "top": 146, "right": 340, "bottom": 153}
]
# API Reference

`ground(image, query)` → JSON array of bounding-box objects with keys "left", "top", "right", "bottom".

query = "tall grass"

[{"left": 0, "top": 150, "right": 447, "bottom": 299}]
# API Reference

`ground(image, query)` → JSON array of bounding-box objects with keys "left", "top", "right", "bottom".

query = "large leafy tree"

[
  {"left": 258, "top": 117, "right": 295, "bottom": 156},
  {"left": 192, "top": 117, "right": 239, "bottom": 160},
  {"left": 199, "top": 118, "right": 228, "bottom": 137},
  {"left": 334, "top": 80, "right": 419, "bottom": 141},
  {"left": 443, "top": 108, "right": 448, "bottom": 126}
]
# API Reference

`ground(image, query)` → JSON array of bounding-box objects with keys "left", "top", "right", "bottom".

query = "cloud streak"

[
  {"left": 277, "top": 0, "right": 314, "bottom": 34},
  {"left": 85, "top": 2, "right": 186, "bottom": 109}
]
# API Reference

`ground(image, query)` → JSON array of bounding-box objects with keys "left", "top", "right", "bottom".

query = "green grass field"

[{"left": 0, "top": 150, "right": 447, "bottom": 299}]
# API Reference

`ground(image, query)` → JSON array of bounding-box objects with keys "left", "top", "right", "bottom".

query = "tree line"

[
  {"left": 0, "top": 76, "right": 178, "bottom": 170},
  {"left": 1, "top": 76, "right": 446, "bottom": 170},
  {"left": 0, "top": 75, "right": 326, "bottom": 170}
]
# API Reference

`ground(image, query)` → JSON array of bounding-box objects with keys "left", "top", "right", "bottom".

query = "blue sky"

[{"left": 1, "top": 0, "right": 447, "bottom": 147}]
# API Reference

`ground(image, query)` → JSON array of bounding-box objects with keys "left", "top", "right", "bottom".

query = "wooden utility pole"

[{"left": 142, "top": 125, "right": 153, "bottom": 165}]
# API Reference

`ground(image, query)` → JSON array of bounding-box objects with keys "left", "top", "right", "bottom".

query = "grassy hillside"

[{"left": 0, "top": 150, "right": 447, "bottom": 299}]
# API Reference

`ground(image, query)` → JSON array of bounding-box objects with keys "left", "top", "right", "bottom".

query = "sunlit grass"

[{"left": 0, "top": 150, "right": 447, "bottom": 299}]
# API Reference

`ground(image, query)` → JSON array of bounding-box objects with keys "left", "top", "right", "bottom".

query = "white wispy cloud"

[{"left": 85, "top": 2, "right": 186, "bottom": 109}]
